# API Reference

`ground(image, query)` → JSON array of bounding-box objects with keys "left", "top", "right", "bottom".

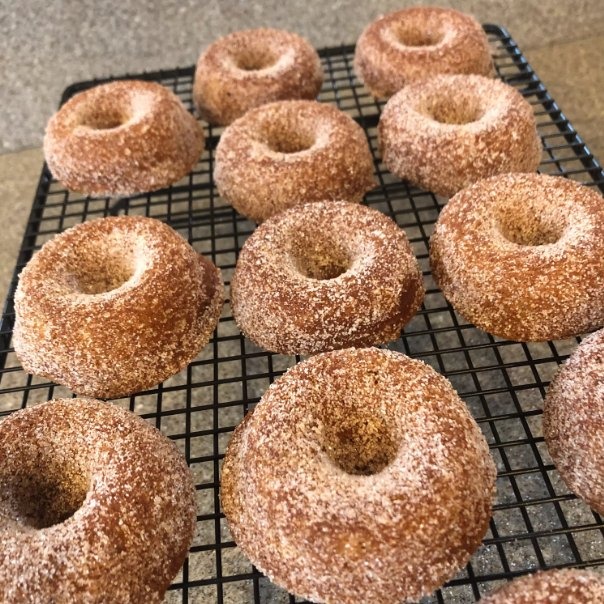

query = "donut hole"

[
  {"left": 496, "top": 200, "right": 567, "bottom": 246},
  {"left": 392, "top": 23, "right": 444, "bottom": 47},
  {"left": 255, "top": 112, "right": 317, "bottom": 155},
  {"left": 267, "top": 134, "right": 314, "bottom": 154},
  {"left": 1, "top": 466, "right": 89, "bottom": 529},
  {"left": 65, "top": 241, "right": 137, "bottom": 295},
  {"left": 428, "top": 96, "right": 484, "bottom": 125},
  {"left": 289, "top": 235, "right": 351, "bottom": 280},
  {"left": 73, "top": 260, "right": 134, "bottom": 294},
  {"left": 233, "top": 48, "right": 278, "bottom": 71},
  {"left": 263, "top": 127, "right": 315, "bottom": 155},
  {"left": 322, "top": 406, "right": 398, "bottom": 475},
  {"left": 298, "top": 257, "right": 347, "bottom": 280},
  {"left": 79, "top": 107, "right": 129, "bottom": 130}
]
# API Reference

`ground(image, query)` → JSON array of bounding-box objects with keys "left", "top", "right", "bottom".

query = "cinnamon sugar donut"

[
  {"left": 231, "top": 201, "right": 424, "bottom": 354},
  {"left": 44, "top": 80, "right": 204, "bottom": 196},
  {"left": 481, "top": 569, "right": 604, "bottom": 603},
  {"left": 194, "top": 28, "right": 323, "bottom": 126},
  {"left": 544, "top": 329, "right": 604, "bottom": 515},
  {"left": 354, "top": 7, "right": 492, "bottom": 99},
  {"left": 379, "top": 74, "right": 542, "bottom": 196},
  {"left": 214, "top": 100, "right": 375, "bottom": 222},
  {"left": 430, "top": 173, "right": 604, "bottom": 341},
  {"left": 13, "top": 216, "right": 224, "bottom": 398},
  {"left": 0, "top": 398, "right": 196, "bottom": 603},
  {"left": 221, "top": 347, "right": 496, "bottom": 603}
]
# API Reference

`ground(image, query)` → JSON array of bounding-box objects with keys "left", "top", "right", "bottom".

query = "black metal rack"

[{"left": 1, "top": 24, "right": 603, "bottom": 603}]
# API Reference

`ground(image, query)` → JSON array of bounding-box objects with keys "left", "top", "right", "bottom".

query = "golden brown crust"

[
  {"left": 481, "top": 569, "right": 604, "bottom": 603},
  {"left": 354, "top": 6, "right": 492, "bottom": 99},
  {"left": 231, "top": 201, "right": 424, "bottom": 354},
  {"left": 13, "top": 216, "right": 224, "bottom": 398},
  {"left": 214, "top": 100, "right": 376, "bottom": 222},
  {"left": 221, "top": 347, "right": 496, "bottom": 603},
  {"left": 430, "top": 173, "right": 604, "bottom": 341},
  {"left": 0, "top": 398, "right": 197, "bottom": 603},
  {"left": 44, "top": 80, "right": 204, "bottom": 196},
  {"left": 193, "top": 28, "right": 323, "bottom": 126},
  {"left": 544, "top": 329, "right": 604, "bottom": 515},
  {"left": 379, "top": 74, "right": 542, "bottom": 197}
]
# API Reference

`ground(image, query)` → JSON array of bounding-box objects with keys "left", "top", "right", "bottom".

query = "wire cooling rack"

[{"left": 1, "top": 24, "right": 603, "bottom": 604}]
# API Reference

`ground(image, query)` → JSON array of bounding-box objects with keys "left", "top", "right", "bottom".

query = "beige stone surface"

[
  {"left": 0, "top": 148, "right": 43, "bottom": 307},
  {"left": 525, "top": 37, "right": 604, "bottom": 161}
]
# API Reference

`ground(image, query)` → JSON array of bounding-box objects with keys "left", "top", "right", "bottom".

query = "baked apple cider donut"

[
  {"left": 544, "top": 328, "right": 604, "bottom": 515},
  {"left": 354, "top": 6, "right": 492, "bottom": 98},
  {"left": 13, "top": 216, "right": 224, "bottom": 398},
  {"left": 221, "top": 347, "right": 496, "bottom": 603},
  {"left": 231, "top": 201, "right": 424, "bottom": 354},
  {"left": 430, "top": 173, "right": 604, "bottom": 341},
  {"left": 194, "top": 28, "right": 323, "bottom": 125},
  {"left": 214, "top": 100, "right": 375, "bottom": 222},
  {"left": 481, "top": 568, "right": 604, "bottom": 603},
  {"left": 44, "top": 80, "right": 204, "bottom": 196},
  {"left": 0, "top": 398, "right": 196, "bottom": 603},
  {"left": 379, "top": 74, "right": 542, "bottom": 196}
]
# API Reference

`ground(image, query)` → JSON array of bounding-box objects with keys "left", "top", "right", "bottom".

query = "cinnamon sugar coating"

[
  {"left": 354, "top": 6, "right": 492, "bottom": 99},
  {"left": 214, "top": 100, "right": 376, "bottom": 222},
  {"left": 481, "top": 569, "right": 604, "bottom": 603},
  {"left": 13, "top": 216, "right": 224, "bottom": 398},
  {"left": 221, "top": 347, "right": 496, "bottom": 603},
  {"left": 0, "top": 398, "right": 197, "bottom": 603},
  {"left": 544, "top": 329, "right": 604, "bottom": 515},
  {"left": 44, "top": 80, "right": 204, "bottom": 196},
  {"left": 430, "top": 173, "right": 604, "bottom": 341},
  {"left": 379, "top": 74, "right": 542, "bottom": 197},
  {"left": 194, "top": 28, "right": 323, "bottom": 126},
  {"left": 231, "top": 201, "right": 424, "bottom": 354}
]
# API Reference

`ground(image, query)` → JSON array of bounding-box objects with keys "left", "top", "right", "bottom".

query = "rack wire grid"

[{"left": 1, "top": 23, "right": 603, "bottom": 604}]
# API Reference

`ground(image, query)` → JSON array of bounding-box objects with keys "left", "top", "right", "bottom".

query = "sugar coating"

[
  {"left": 214, "top": 100, "right": 376, "bottom": 222},
  {"left": 430, "top": 173, "right": 604, "bottom": 341},
  {"left": 544, "top": 329, "right": 604, "bottom": 515},
  {"left": 193, "top": 28, "right": 324, "bottom": 126},
  {"left": 481, "top": 568, "right": 604, "bottom": 603},
  {"left": 221, "top": 347, "right": 497, "bottom": 603},
  {"left": 13, "top": 216, "right": 224, "bottom": 398},
  {"left": 379, "top": 74, "right": 542, "bottom": 197},
  {"left": 354, "top": 6, "right": 493, "bottom": 99},
  {"left": 44, "top": 80, "right": 204, "bottom": 196},
  {"left": 231, "top": 201, "right": 424, "bottom": 354},
  {"left": 0, "top": 398, "right": 197, "bottom": 603}
]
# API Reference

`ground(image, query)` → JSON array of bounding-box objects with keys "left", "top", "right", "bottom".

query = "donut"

[
  {"left": 543, "top": 329, "right": 604, "bottom": 515},
  {"left": 379, "top": 74, "right": 542, "bottom": 196},
  {"left": 44, "top": 80, "right": 204, "bottom": 196},
  {"left": 214, "top": 100, "right": 375, "bottom": 222},
  {"left": 13, "top": 216, "right": 224, "bottom": 398},
  {"left": 221, "top": 347, "right": 496, "bottom": 603},
  {"left": 0, "top": 398, "right": 196, "bottom": 602},
  {"left": 354, "top": 6, "right": 492, "bottom": 99},
  {"left": 193, "top": 28, "right": 323, "bottom": 126},
  {"left": 430, "top": 173, "right": 604, "bottom": 341},
  {"left": 481, "top": 569, "right": 604, "bottom": 603},
  {"left": 230, "top": 201, "right": 424, "bottom": 354}
]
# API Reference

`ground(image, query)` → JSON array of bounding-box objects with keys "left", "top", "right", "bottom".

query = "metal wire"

[{"left": 0, "top": 24, "right": 603, "bottom": 604}]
